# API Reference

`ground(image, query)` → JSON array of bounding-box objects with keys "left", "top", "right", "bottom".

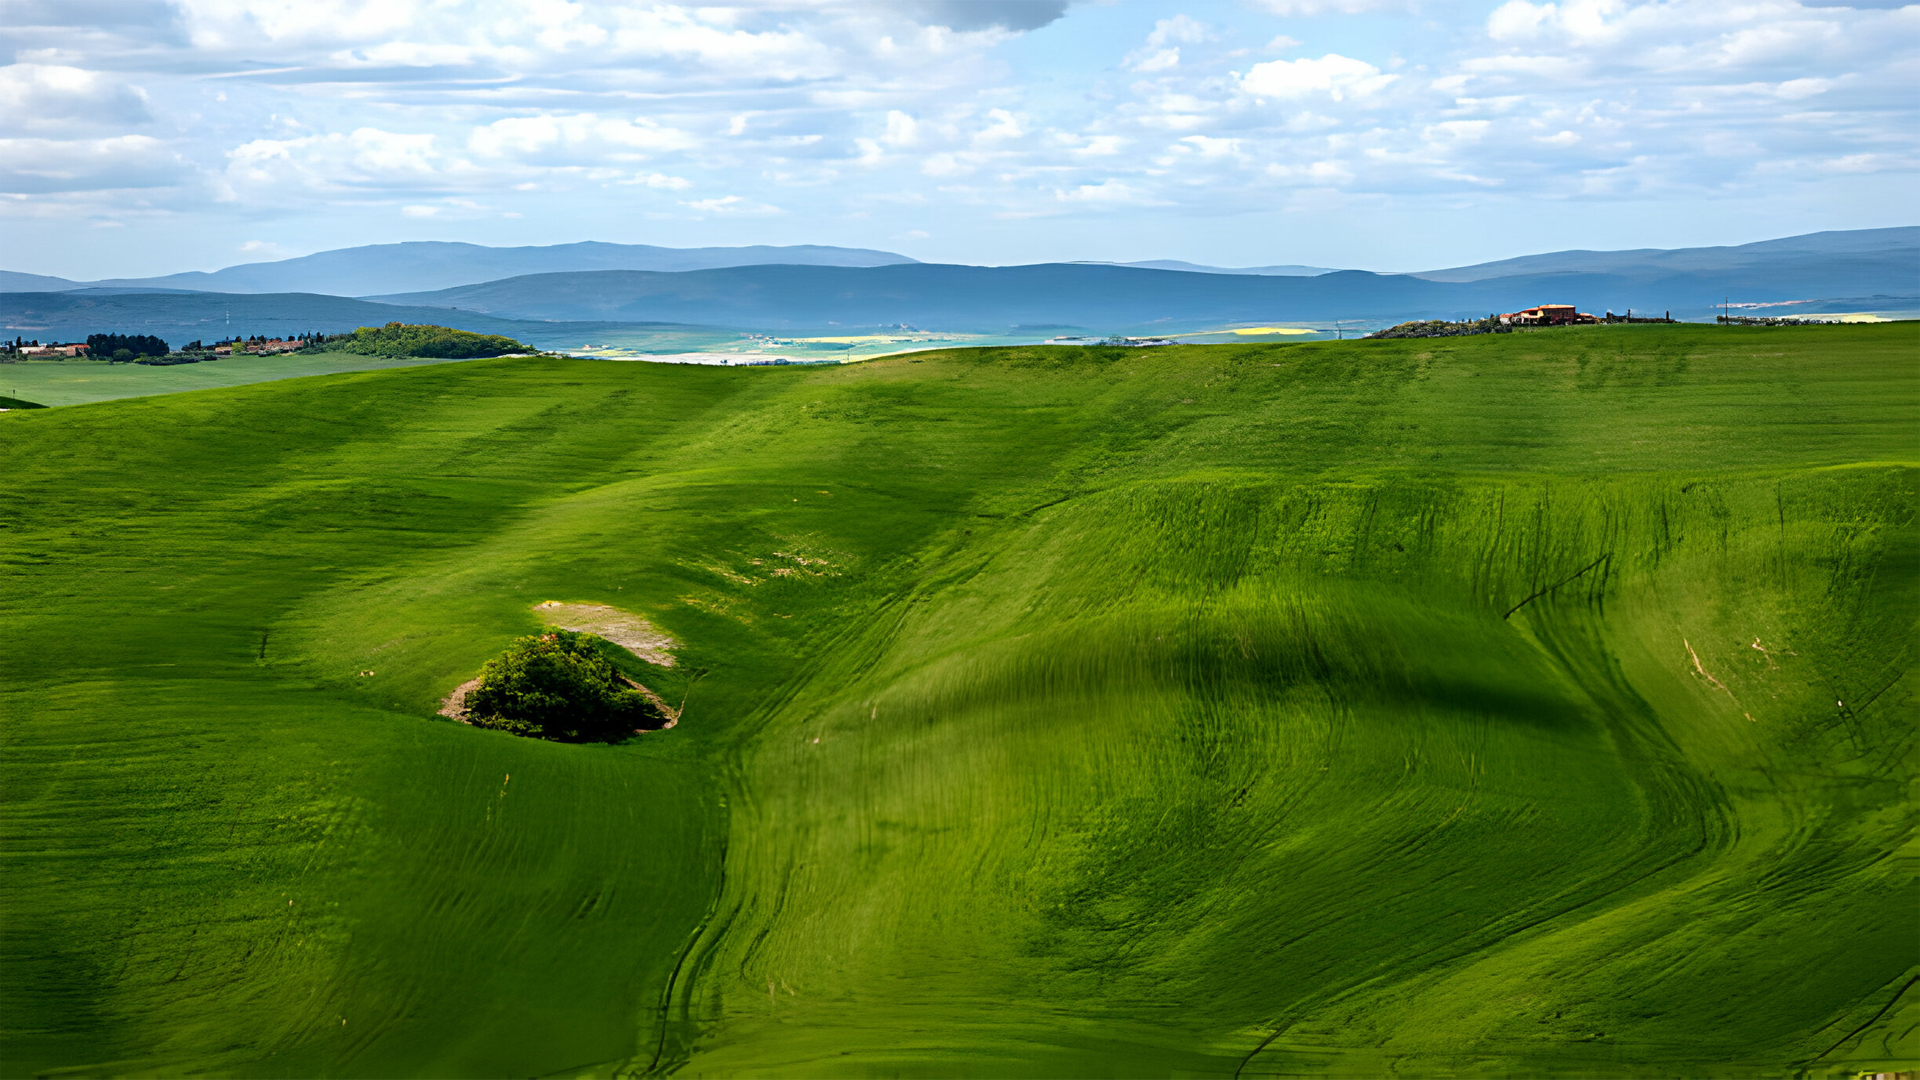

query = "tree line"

[
  {"left": 86, "top": 333, "right": 171, "bottom": 361},
  {"left": 16, "top": 324, "right": 532, "bottom": 363}
]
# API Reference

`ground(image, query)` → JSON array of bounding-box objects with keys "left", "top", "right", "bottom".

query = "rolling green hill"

[
  {"left": 2, "top": 324, "right": 1914, "bottom": 1078},
  {"left": 0, "top": 352, "right": 503, "bottom": 408}
]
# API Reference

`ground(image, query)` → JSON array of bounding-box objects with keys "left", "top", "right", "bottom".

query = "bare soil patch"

[
  {"left": 534, "top": 601, "right": 678, "bottom": 666},
  {"left": 438, "top": 677, "right": 482, "bottom": 723}
]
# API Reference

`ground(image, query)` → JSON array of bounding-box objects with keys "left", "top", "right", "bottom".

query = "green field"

[
  {"left": 0, "top": 353, "right": 493, "bottom": 408},
  {"left": 2, "top": 324, "right": 1914, "bottom": 1078}
]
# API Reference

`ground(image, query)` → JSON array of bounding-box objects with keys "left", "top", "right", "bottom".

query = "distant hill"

[
  {"left": 7, "top": 227, "right": 1912, "bottom": 338},
  {"left": 1083, "top": 260, "right": 1336, "bottom": 276},
  {"left": 0, "top": 270, "right": 80, "bottom": 292},
  {"left": 8, "top": 228, "right": 1911, "bottom": 309},
  {"left": 366, "top": 254, "right": 1918, "bottom": 331},
  {"left": 6, "top": 241, "right": 920, "bottom": 297},
  {"left": 0, "top": 289, "right": 667, "bottom": 347},
  {"left": 369, "top": 264, "right": 1460, "bottom": 330},
  {"left": 1413, "top": 226, "right": 1920, "bottom": 286}
]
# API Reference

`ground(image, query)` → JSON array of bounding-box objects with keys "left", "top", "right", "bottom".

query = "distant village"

[
  {"left": 3, "top": 333, "right": 329, "bottom": 364},
  {"left": 1, "top": 305, "right": 1851, "bottom": 363}
]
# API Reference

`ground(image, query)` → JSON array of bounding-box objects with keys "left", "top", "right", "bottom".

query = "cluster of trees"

[
  {"left": 223, "top": 333, "right": 329, "bottom": 348},
  {"left": 1363, "top": 317, "right": 1511, "bottom": 340},
  {"left": 86, "top": 333, "right": 171, "bottom": 362},
  {"left": 322, "top": 322, "right": 530, "bottom": 359},
  {"left": 463, "top": 630, "right": 667, "bottom": 742},
  {"left": 15, "top": 325, "right": 531, "bottom": 364}
]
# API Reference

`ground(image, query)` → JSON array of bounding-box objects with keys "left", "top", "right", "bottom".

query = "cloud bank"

[{"left": 2, "top": 0, "right": 1914, "bottom": 273}]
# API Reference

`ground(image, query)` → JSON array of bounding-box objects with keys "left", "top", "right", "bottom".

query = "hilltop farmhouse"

[{"left": 1498, "top": 304, "right": 1598, "bottom": 327}]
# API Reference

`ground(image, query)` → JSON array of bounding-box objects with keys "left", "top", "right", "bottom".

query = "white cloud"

[
  {"left": 1178, "top": 135, "right": 1244, "bottom": 159},
  {"left": 1241, "top": 54, "right": 1397, "bottom": 101},
  {"left": 1487, "top": 1, "right": 1558, "bottom": 42},
  {"left": 884, "top": 110, "right": 919, "bottom": 147},
  {"left": 921, "top": 152, "right": 967, "bottom": 176},
  {"left": 1426, "top": 120, "right": 1491, "bottom": 143},
  {"left": 680, "top": 194, "right": 782, "bottom": 215},
  {"left": 1248, "top": 0, "right": 1408, "bottom": 13},
  {"left": 2, "top": 0, "right": 1916, "bottom": 268},
  {"left": 226, "top": 128, "right": 439, "bottom": 196},
  {"left": 1068, "top": 135, "right": 1128, "bottom": 156},
  {"left": 622, "top": 172, "right": 694, "bottom": 189},
  {"left": 1130, "top": 48, "right": 1181, "bottom": 73},
  {"left": 1461, "top": 54, "right": 1583, "bottom": 78},
  {"left": 0, "top": 135, "right": 186, "bottom": 194},
  {"left": 1127, "top": 16, "right": 1212, "bottom": 73},
  {"left": 468, "top": 114, "right": 699, "bottom": 160},
  {"left": 1148, "top": 15, "right": 1211, "bottom": 47},
  {"left": 1774, "top": 77, "right": 1834, "bottom": 99},
  {"left": 0, "top": 64, "right": 151, "bottom": 135},
  {"left": 973, "top": 109, "right": 1026, "bottom": 144},
  {"left": 1055, "top": 179, "right": 1160, "bottom": 206},
  {"left": 1266, "top": 159, "right": 1355, "bottom": 184}
]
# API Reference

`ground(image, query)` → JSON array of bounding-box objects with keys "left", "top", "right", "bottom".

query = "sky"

[{"left": 3, "top": 0, "right": 1916, "bottom": 278}]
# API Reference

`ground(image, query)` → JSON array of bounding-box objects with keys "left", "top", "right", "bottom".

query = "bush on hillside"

[
  {"left": 1363, "top": 318, "right": 1509, "bottom": 340},
  {"left": 324, "top": 322, "right": 529, "bottom": 359},
  {"left": 464, "top": 630, "right": 663, "bottom": 742}
]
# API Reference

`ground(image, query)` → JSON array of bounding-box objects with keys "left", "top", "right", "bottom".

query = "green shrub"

[
  {"left": 464, "top": 630, "right": 663, "bottom": 742},
  {"left": 323, "top": 322, "right": 528, "bottom": 359}
]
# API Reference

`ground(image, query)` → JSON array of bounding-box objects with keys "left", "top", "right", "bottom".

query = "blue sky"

[{"left": 3, "top": 0, "right": 1915, "bottom": 278}]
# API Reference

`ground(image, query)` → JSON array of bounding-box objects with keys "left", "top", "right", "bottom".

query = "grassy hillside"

[
  {"left": 0, "top": 352, "right": 497, "bottom": 407},
  {"left": 2, "top": 324, "right": 1914, "bottom": 1078}
]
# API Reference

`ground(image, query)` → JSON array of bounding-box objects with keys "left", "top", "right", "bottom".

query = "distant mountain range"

[
  {"left": 2, "top": 228, "right": 1911, "bottom": 340},
  {"left": 0, "top": 241, "right": 919, "bottom": 298},
  {"left": 368, "top": 264, "right": 1465, "bottom": 330},
  {"left": 0, "top": 290, "right": 602, "bottom": 347},
  {"left": 362, "top": 226, "right": 1918, "bottom": 330},
  {"left": 1406, "top": 227, "right": 1919, "bottom": 283},
  {"left": 1083, "top": 260, "right": 1336, "bottom": 276}
]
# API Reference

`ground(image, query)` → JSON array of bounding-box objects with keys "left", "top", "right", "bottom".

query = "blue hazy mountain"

[
  {"left": 1083, "top": 260, "right": 1336, "bottom": 276},
  {"left": 1410, "top": 226, "right": 1919, "bottom": 283},
  {"left": 5, "top": 228, "right": 1911, "bottom": 339},
  {"left": 7, "top": 241, "right": 920, "bottom": 297},
  {"left": 0, "top": 289, "right": 622, "bottom": 346},
  {"left": 362, "top": 237, "right": 1917, "bottom": 330},
  {"left": 0, "top": 270, "right": 82, "bottom": 292},
  {"left": 369, "top": 264, "right": 1449, "bottom": 329}
]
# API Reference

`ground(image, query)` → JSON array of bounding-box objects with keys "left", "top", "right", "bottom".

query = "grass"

[
  {"left": 0, "top": 353, "right": 493, "bottom": 407},
  {"left": 1, "top": 323, "right": 1914, "bottom": 1078}
]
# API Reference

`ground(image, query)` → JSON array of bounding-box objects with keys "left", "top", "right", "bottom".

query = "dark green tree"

[
  {"left": 87, "top": 333, "right": 169, "bottom": 359},
  {"left": 464, "top": 630, "right": 663, "bottom": 742},
  {"left": 321, "top": 322, "right": 529, "bottom": 359}
]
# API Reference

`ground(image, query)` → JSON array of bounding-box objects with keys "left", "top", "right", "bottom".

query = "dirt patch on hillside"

[
  {"left": 439, "top": 677, "right": 482, "bottom": 723},
  {"left": 534, "top": 601, "right": 678, "bottom": 666},
  {"left": 620, "top": 677, "right": 680, "bottom": 729}
]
